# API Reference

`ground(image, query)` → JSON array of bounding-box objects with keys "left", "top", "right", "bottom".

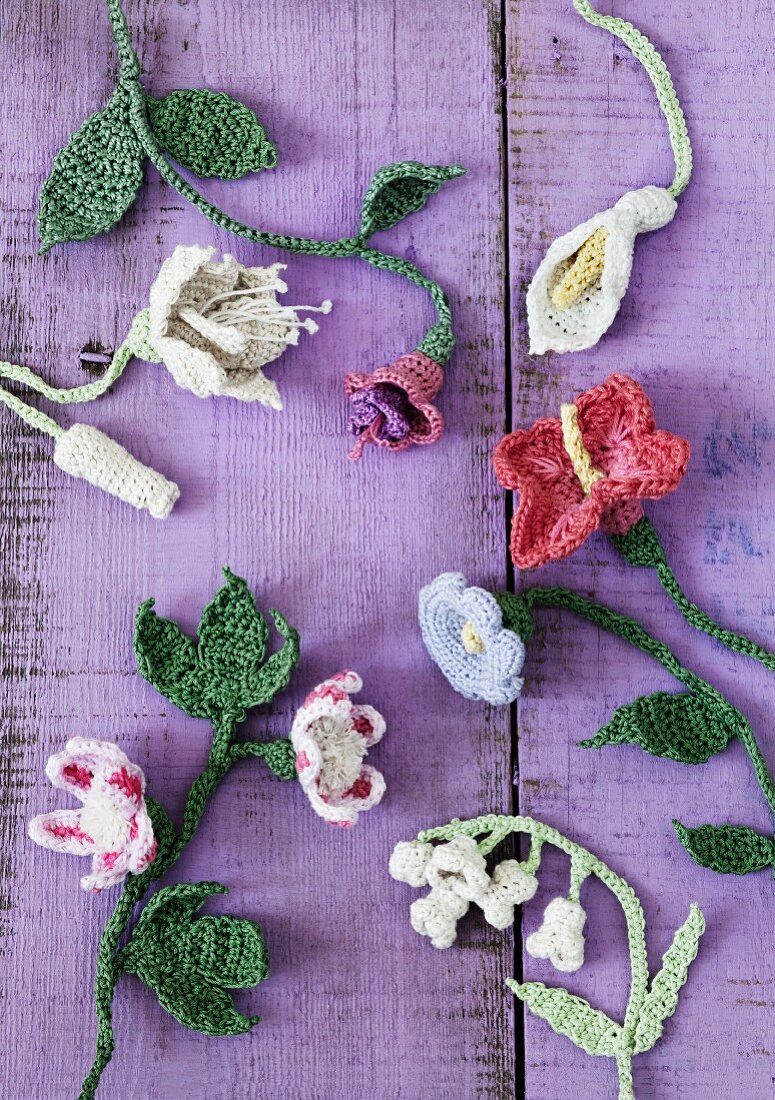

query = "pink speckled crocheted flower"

[
  {"left": 493, "top": 374, "right": 689, "bottom": 569},
  {"left": 28, "top": 738, "right": 156, "bottom": 892},
  {"left": 345, "top": 350, "right": 444, "bottom": 459},
  {"left": 290, "top": 671, "right": 386, "bottom": 827}
]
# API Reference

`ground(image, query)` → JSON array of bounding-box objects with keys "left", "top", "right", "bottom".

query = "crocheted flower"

[
  {"left": 28, "top": 738, "right": 156, "bottom": 892},
  {"left": 424, "top": 835, "right": 491, "bottom": 900},
  {"left": 344, "top": 350, "right": 444, "bottom": 459},
  {"left": 493, "top": 374, "right": 689, "bottom": 569},
  {"left": 526, "top": 186, "right": 677, "bottom": 354},
  {"left": 419, "top": 572, "right": 525, "bottom": 705},
  {"left": 147, "top": 244, "right": 331, "bottom": 407},
  {"left": 526, "top": 897, "right": 586, "bottom": 973},
  {"left": 410, "top": 888, "right": 469, "bottom": 950},
  {"left": 389, "top": 840, "right": 434, "bottom": 887},
  {"left": 290, "top": 671, "right": 386, "bottom": 827},
  {"left": 479, "top": 860, "right": 538, "bottom": 929}
]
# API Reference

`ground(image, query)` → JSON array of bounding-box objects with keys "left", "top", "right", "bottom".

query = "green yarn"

[
  {"left": 232, "top": 738, "right": 297, "bottom": 781},
  {"left": 572, "top": 0, "right": 692, "bottom": 197},
  {"left": 417, "top": 814, "right": 704, "bottom": 1100}
]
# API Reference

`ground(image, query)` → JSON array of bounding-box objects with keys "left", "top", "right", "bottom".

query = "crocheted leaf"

[
  {"left": 359, "top": 162, "right": 465, "bottom": 240},
  {"left": 38, "top": 86, "right": 145, "bottom": 253},
  {"left": 187, "top": 915, "right": 269, "bottom": 988},
  {"left": 240, "top": 609, "right": 300, "bottom": 708},
  {"left": 134, "top": 599, "right": 210, "bottom": 719},
  {"left": 673, "top": 821, "right": 775, "bottom": 875},
  {"left": 579, "top": 691, "right": 738, "bottom": 764},
  {"left": 633, "top": 903, "right": 705, "bottom": 1054},
  {"left": 146, "top": 90, "right": 278, "bottom": 179},
  {"left": 154, "top": 973, "right": 261, "bottom": 1035},
  {"left": 197, "top": 568, "right": 269, "bottom": 700},
  {"left": 507, "top": 980, "right": 622, "bottom": 1057}
]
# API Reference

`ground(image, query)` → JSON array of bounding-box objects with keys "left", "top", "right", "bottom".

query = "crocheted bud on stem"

[{"left": 53, "top": 423, "right": 179, "bottom": 519}]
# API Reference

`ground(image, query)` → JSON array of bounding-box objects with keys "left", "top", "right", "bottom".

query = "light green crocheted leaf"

[
  {"left": 633, "top": 903, "right": 705, "bottom": 1054},
  {"left": 134, "top": 598, "right": 210, "bottom": 719},
  {"left": 579, "top": 691, "right": 739, "bottom": 764},
  {"left": 197, "top": 567, "right": 270, "bottom": 703},
  {"left": 38, "top": 86, "right": 145, "bottom": 253},
  {"left": 673, "top": 821, "right": 775, "bottom": 875},
  {"left": 507, "top": 980, "right": 621, "bottom": 1057},
  {"left": 359, "top": 162, "right": 465, "bottom": 240},
  {"left": 146, "top": 89, "right": 278, "bottom": 179}
]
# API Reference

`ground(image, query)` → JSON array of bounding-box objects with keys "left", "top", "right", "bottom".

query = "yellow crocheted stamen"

[
  {"left": 560, "top": 403, "right": 605, "bottom": 496},
  {"left": 550, "top": 227, "right": 608, "bottom": 310},
  {"left": 461, "top": 621, "right": 486, "bottom": 655}
]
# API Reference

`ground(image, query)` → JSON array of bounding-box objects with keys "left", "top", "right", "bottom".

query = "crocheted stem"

[
  {"left": 571, "top": 0, "right": 692, "bottom": 197},
  {"left": 616, "top": 1055, "right": 635, "bottom": 1100},
  {"left": 0, "top": 383, "right": 63, "bottom": 438},
  {"left": 613, "top": 517, "right": 775, "bottom": 672}
]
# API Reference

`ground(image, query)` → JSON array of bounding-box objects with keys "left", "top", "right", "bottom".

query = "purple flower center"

[{"left": 348, "top": 383, "right": 413, "bottom": 442}]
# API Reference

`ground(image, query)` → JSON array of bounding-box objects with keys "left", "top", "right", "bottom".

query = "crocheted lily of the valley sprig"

[
  {"left": 33, "top": 0, "right": 462, "bottom": 462},
  {"left": 420, "top": 573, "right": 775, "bottom": 878},
  {"left": 391, "top": 814, "right": 705, "bottom": 1100},
  {"left": 27, "top": 569, "right": 386, "bottom": 1100}
]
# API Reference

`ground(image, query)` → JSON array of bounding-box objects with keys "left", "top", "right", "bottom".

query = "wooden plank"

[
  {"left": 0, "top": 1, "right": 514, "bottom": 1097},
  {"left": 507, "top": 1, "right": 775, "bottom": 1096}
]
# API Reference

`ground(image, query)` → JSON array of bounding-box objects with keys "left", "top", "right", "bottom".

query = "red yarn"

[{"left": 493, "top": 374, "right": 689, "bottom": 568}]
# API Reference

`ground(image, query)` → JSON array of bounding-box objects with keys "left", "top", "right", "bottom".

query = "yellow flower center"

[
  {"left": 461, "top": 621, "right": 486, "bottom": 654},
  {"left": 560, "top": 403, "right": 605, "bottom": 496},
  {"left": 550, "top": 227, "right": 609, "bottom": 309}
]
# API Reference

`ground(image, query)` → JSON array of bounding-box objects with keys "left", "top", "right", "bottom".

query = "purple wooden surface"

[{"left": 0, "top": 1, "right": 772, "bottom": 1099}]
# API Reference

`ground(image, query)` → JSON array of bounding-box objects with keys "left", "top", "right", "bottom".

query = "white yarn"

[
  {"left": 410, "top": 888, "right": 470, "bottom": 949},
  {"left": 479, "top": 859, "right": 538, "bottom": 930},
  {"left": 527, "top": 186, "right": 677, "bottom": 354},
  {"left": 526, "top": 896, "right": 587, "bottom": 973},
  {"left": 53, "top": 423, "right": 180, "bottom": 520},
  {"left": 388, "top": 840, "right": 434, "bottom": 888}
]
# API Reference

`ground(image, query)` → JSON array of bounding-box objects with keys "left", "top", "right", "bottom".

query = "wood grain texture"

[
  {"left": 507, "top": 1, "right": 775, "bottom": 1097},
  {"left": 1, "top": 1, "right": 772, "bottom": 1098}
]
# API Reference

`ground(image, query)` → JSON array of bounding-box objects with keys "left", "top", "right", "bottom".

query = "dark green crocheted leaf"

[
  {"left": 507, "top": 981, "right": 622, "bottom": 1057},
  {"left": 240, "top": 609, "right": 300, "bottom": 708},
  {"left": 146, "top": 89, "right": 277, "bottom": 179},
  {"left": 197, "top": 568, "right": 269, "bottom": 705},
  {"left": 579, "top": 691, "right": 738, "bottom": 764},
  {"left": 359, "top": 162, "right": 465, "bottom": 240},
  {"left": 187, "top": 915, "right": 269, "bottom": 988},
  {"left": 633, "top": 903, "right": 705, "bottom": 1054},
  {"left": 673, "top": 821, "right": 775, "bottom": 875},
  {"left": 132, "top": 881, "right": 226, "bottom": 937},
  {"left": 155, "top": 972, "right": 261, "bottom": 1035},
  {"left": 134, "top": 599, "right": 210, "bottom": 719},
  {"left": 38, "top": 86, "right": 145, "bottom": 253}
]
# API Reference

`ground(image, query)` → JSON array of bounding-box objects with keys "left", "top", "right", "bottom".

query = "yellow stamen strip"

[
  {"left": 550, "top": 227, "right": 609, "bottom": 310},
  {"left": 560, "top": 403, "right": 605, "bottom": 496},
  {"left": 461, "top": 621, "right": 486, "bottom": 655}
]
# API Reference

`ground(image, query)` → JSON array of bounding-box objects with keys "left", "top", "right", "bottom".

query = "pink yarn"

[{"left": 345, "top": 350, "right": 445, "bottom": 459}]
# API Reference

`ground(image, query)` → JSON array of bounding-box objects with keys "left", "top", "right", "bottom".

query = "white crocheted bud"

[
  {"left": 425, "top": 835, "right": 490, "bottom": 902},
  {"left": 389, "top": 840, "right": 434, "bottom": 888},
  {"left": 526, "top": 185, "right": 677, "bottom": 355},
  {"left": 53, "top": 424, "right": 180, "bottom": 520},
  {"left": 410, "top": 887, "right": 469, "bottom": 949},
  {"left": 526, "top": 897, "right": 586, "bottom": 973},
  {"left": 479, "top": 860, "right": 538, "bottom": 930}
]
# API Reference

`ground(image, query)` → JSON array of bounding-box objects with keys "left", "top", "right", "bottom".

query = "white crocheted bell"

[{"left": 526, "top": 185, "right": 677, "bottom": 354}]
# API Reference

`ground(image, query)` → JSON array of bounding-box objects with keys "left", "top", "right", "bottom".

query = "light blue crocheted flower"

[{"left": 418, "top": 573, "right": 525, "bottom": 705}]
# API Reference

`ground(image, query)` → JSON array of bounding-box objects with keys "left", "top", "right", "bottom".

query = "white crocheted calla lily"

[
  {"left": 527, "top": 186, "right": 677, "bottom": 354},
  {"left": 148, "top": 244, "right": 331, "bottom": 407},
  {"left": 526, "top": 896, "right": 586, "bottom": 973},
  {"left": 290, "top": 671, "right": 386, "bottom": 827},
  {"left": 28, "top": 737, "right": 157, "bottom": 892}
]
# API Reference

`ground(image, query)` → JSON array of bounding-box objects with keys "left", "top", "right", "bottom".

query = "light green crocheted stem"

[
  {"left": 0, "top": 383, "right": 63, "bottom": 439},
  {"left": 572, "top": 0, "right": 692, "bottom": 197}
]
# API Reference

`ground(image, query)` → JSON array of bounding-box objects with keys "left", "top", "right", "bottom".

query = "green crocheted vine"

[
  {"left": 413, "top": 815, "right": 705, "bottom": 1100},
  {"left": 78, "top": 569, "right": 300, "bottom": 1100}
]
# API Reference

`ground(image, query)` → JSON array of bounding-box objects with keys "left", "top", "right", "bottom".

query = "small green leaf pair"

[
  {"left": 39, "top": 87, "right": 276, "bottom": 252},
  {"left": 134, "top": 567, "right": 300, "bottom": 726},
  {"left": 358, "top": 162, "right": 465, "bottom": 242},
  {"left": 121, "top": 882, "right": 268, "bottom": 1035}
]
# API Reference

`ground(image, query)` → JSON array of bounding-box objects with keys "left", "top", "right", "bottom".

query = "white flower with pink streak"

[
  {"left": 28, "top": 738, "right": 157, "bottom": 892},
  {"left": 290, "top": 671, "right": 386, "bottom": 827}
]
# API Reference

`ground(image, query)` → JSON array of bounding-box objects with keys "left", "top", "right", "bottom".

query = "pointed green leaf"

[
  {"left": 359, "top": 161, "right": 465, "bottom": 240},
  {"left": 579, "top": 691, "right": 739, "bottom": 764},
  {"left": 187, "top": 915, "right": 269, "bottom": 988},
  {"left": 131, "top": 881, "right": 227, "bottom": 940},
  {"left": 134, "top": 599, "right": 209, "bottom": 719},
  {"left": 38, "top": 86, "right": 145, "bottom": 252},
  {"left": 154, "top": 972, "right": 260, "bottom": 1035},
  {"left": 197, "top": 568, "right": 269, "bottom": 708},
  {"left": 507, "top": 980, "right": 622, "bottom": 1057},
  {"left": 673, "top": 821, "right": 775, "bottom": 875},
  {"left": 633, "top": 903, "right": 705, "bottom": 1054},
  {"left": 146, "top": 89, "right": 277, "bottom": 179},
  {"left": 241, "top": 609, "right": 300, "bottom": 707}
]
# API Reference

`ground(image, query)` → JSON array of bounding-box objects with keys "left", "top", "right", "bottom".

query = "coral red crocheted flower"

[
  {"left": 345, "top": 350, "right": 444, "bottom": 459},
  {"left": 493, "top": 374, "right": 689, "bottom": 569}
]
